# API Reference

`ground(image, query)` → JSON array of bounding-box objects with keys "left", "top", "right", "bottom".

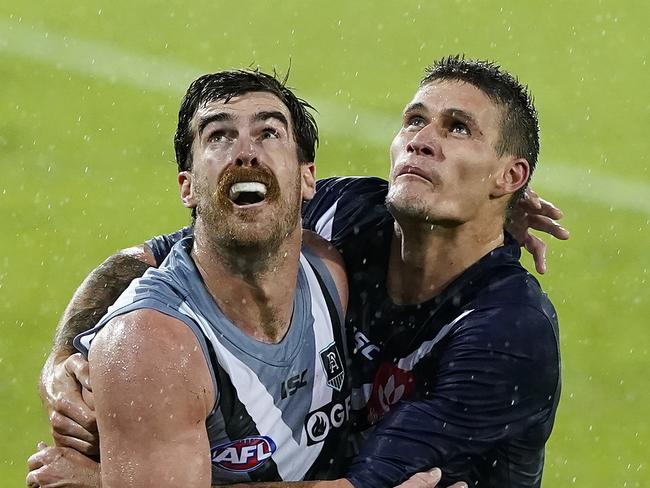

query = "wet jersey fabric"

[
  {"left": 74, "top": 237, "right": 351, "bottom": 483},
  {"left": 142, "top": 176, "right": 561, "bottom": 487},
  {"left": 303, "top": 177, "right": 561, "bottom": 488}
]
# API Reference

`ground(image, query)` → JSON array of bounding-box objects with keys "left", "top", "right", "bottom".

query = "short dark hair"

[
  {"left": 174, "top": 68, "right": 318, "bottom": 172},
  {"left": 421, "top": 55, "right": 539, "bottom": 200}
]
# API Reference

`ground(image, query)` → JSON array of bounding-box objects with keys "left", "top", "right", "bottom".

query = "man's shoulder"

[
  {"left": 471, "top": 261, "right": 558, "bottom": 329},
  {"left": 451, "top": 272, "right": 560, "bottom": 387},
  {"left": 304, "top": 177, "right": 392, "bottom": 246},
  {"left": 314, "top": 175, "right": 388, "bottom": 196},
  {"left": 90, "top": 308, "right": 196, "bottom": 360}
]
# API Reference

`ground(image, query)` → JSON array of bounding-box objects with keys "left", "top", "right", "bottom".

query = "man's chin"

[
  {"left": 386, "top": 192, "right": 431, "bottom": 221},
  {"left": 386, "top": 194, "right": 460, "bottom": 227}
]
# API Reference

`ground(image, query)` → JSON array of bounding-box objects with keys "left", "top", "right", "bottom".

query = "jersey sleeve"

[
  {"left": 346, "top": 305, "right": 561, "bottom": 488},
  {"left": 144, "top": 226, "right": 193, "bottom": 266},
  {"left": 302, "top": 176, "right": 390, "bottom": 247}
]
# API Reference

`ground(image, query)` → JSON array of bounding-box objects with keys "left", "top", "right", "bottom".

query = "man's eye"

[
  {"left": 261, "top": 128, "right": 279, "bottom": 139},
  {"left": 405, "top": 116, "right": 426, "bottom": 128},
  {"left": 450, "top": 122, "right": 470, "bottom": 136},
  {"left": 208, "top": 131, "right": 227, "bottom": 142}
]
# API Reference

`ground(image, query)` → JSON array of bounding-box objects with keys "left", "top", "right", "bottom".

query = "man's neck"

[
  {"left": 191, "top": 225, "right": 302, "bottom": 344},
  {"left": 387, "top": 216, "right": 505, "bottom": 306}
]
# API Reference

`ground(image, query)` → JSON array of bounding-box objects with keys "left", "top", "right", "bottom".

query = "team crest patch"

[
  {"left": 211, "top": 435, "right": 276, "bottom": 472},
  {"left": 319, "top": 342, "right": 345, "bottom": 391}
]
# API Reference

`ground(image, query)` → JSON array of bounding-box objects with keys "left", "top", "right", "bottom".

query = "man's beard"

[{"left": 195, "top": 165, "right": 302, "bottom": 254}]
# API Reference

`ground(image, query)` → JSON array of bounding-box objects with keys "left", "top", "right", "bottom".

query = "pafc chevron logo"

[
  {"left": 211, "top": 436, "right": 276, "bottom": 472},
  {"left": 319, "top": 342, "right": 345, "bottom": 391}
]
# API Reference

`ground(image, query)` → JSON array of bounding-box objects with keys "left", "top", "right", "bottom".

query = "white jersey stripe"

[
  {"left": 396, "top": 309, "right": 475, "bottom": 371},
  {"left": 299, "top": 254, "right": 335, "bottom": 456},
  {"left": 313, "top": 199, "right": 339, "bottom": 241},
  {"left": 179, "top": 302, "right": 312, "bottom": 480}
]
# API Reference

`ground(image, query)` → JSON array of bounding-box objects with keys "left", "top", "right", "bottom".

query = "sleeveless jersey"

[{"left": 74, "top": 237, "right": 351, "bottom": 483}]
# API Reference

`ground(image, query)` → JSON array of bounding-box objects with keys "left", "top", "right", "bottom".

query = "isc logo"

[{"left": 211, "top": 436, "right": 276, "bottom": 472}]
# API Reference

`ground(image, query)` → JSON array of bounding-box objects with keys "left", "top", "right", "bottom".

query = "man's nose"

[
  {"left": 406, "top": 126, "right": 438, "bottom": 157},
  {"left": 234, "top": 136, "right": 259, "bottom": 166}
]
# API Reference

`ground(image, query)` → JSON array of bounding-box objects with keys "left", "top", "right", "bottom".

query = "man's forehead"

[
  {"left": 407, "top": 80, "right": 499, "bottom": 119},
  {"left": 193, "top": 91, "right": 291, "bottom": 123}
]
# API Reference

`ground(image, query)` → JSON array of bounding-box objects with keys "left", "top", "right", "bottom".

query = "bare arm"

[
  {"left": 48, "top": 245, "right": 155, "bottom": 359},
  {"left": 90, "top": 309, "right": 215, "bottom": 487},
  {"left": 39, "top": 245, "right": 155, "bottom": 455}
]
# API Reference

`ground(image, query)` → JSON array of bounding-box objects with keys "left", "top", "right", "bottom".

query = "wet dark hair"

[
  {"left": 174, "top": 68, "right": 318, "bottom": 172},
  {"left": 422, "top": 55, "right": 539, "bottom": 200}
]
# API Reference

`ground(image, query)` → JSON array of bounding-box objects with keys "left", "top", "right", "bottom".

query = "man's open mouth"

[{"left": 228, "top": 181, "right": 268, "bottom": 206}]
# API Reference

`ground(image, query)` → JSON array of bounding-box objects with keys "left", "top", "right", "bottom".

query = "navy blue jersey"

[
  {"left": 303, "top": 177, "right": 561, "bottom": 488},
  {"left": 146, "top": 176, "right": 561, "bottom": 488}
]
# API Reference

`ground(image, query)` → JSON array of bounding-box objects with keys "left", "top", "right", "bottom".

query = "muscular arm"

[
  {"left": 49, "top": 246, "right": 156, "bottom": 358},
  {"left": 39, "top": 246, "right": 155, "bottom": 454},
  {"left": 89, "top": 309, "right": 215, "bottom": 487}
]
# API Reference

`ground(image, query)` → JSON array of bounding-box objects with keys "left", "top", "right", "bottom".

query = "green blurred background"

[{"left": 1, "top": 1, "right": 648, "bottom": 485}]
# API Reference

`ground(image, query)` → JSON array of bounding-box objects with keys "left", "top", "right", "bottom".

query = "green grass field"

[{"left": 1, "top": 1, "right": 649, "bottom": 486}]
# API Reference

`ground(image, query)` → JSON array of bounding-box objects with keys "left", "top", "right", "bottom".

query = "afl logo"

[{"left": 211, "top": 436, "right": 276, "bottom": 472}]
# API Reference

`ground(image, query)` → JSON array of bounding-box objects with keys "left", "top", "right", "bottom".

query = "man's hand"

[
  {"left": 26, "top": 442, "right": 100, "bottom": 488},
  {"left": 41, "top": 353, "right": 98, "bottom": 457},
  {"left": 507, "top": 187, "right": 570, "bottom": 274},
  {"left": 396, "top": 469, "right": 467, "bottom": 488}
]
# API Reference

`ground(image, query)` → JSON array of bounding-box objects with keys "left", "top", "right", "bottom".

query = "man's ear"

[
  {"left": 492, "top": 157, "right": 530, "bottom": 198},
  {"left": 300, "top": 163, "right": 316, "bottom": 201},
  {"left": 178, "top": 171, "right": 197, "bottom": 209}
]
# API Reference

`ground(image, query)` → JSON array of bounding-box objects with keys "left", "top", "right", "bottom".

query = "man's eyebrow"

[
  {"left": 253, "top": 111, "right": 289, "bottom": 129},
  {"left": 442, "top": 107, "right": 478, "bottom": 125},
  {"left": 197, "top": 112, "right": 233, "bottom": 135},
  {"left": 403, "top": 102, "right": 427, "bottom": 115}
]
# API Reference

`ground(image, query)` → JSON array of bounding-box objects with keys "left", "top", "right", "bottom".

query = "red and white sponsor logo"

[
  {"left": 211, "top": 435, "right": 276, "bottom": 472},
  {"left": 367, "top": 362, "right": 415, "bottom": 425}
]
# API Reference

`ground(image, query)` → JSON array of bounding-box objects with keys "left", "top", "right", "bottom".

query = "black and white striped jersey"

[{"left": 75, "top": 237, "right": 351, "bottom": 483}]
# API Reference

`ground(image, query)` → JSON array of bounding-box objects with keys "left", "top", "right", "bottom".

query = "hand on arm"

[
  {"left": 506, "top": 186, "right": 570, "bottom": 274},
  {"left": 27, "top": 442, "right": 100, "bottom": 488}
]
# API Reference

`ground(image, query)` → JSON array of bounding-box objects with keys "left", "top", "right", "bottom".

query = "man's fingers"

[
  {"left": 50, "top": 410, "right": 100, "bottom": 456},
  {"left": 522, "top": 188, "right": 542, "bottom": 210},
  {"left": 396, "top": 468, "right": 442, "bottom": 488},
  {"left": 52, "top": 430, "right": 99, "bottom": 457},
  {"left": 427, "top": 468, "right": 442, "bottom": 483},
  {"left": 525, "top": 232, "right": 547, "bottom": 274},
  {"left": 527, "top": 215, "right": 570, "bottom": 240},
  {"left": 50, "top": 410, "right": 97, "bottom": 443},
  {"left": 53, "top": 395, "right": 97, "bottom": 433},
  {"left": 26, "top": 466, "right": 45, "bottom": 488},
  {"left": 43, "top": 361, "right": 82, "bottom": 413},
  {"left": 538, "top": 198, "right": 564, "bottom": 220},
  {"left": 27, "top": 445, "right": 60, "bottom": 471},
  {"left": 27, "top": 450, "right": 46, "bottom": 471},
  {"left": 447, "top": 483, "right": 468, "bottom": 488},
  {"left": 64, "top": 353, "right": 92, "bottom": 391}
]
